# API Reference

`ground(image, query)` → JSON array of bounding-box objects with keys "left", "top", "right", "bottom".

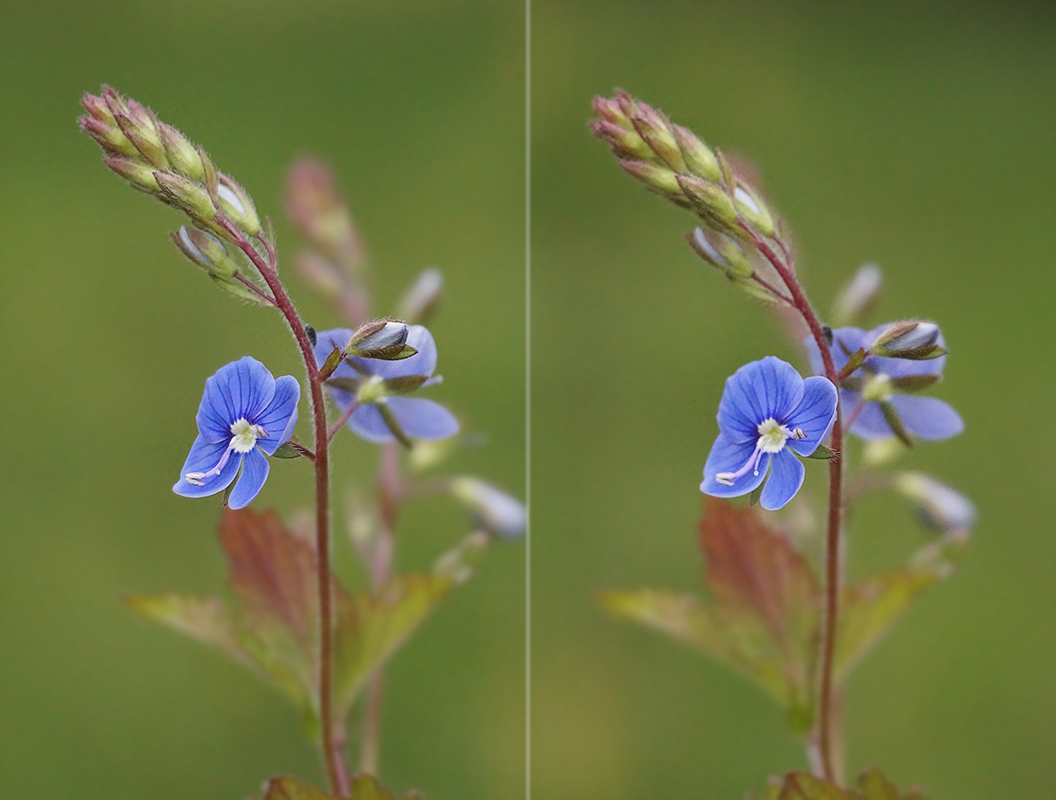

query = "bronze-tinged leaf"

[
  {"left": 778, "top": 772, "right": 853, "bottom": 800},
  {"left": 124, "top": 593, "right": 252, "bottom": 670},
  {"left": 265, "top": 775, "right": 336, "bottom": 800},
  {"left": 836, "top": 529, "right": 967, "bottom": 681},
  {"left": 698, "top": 498, "right": 819, "bottom": 641},
  {"left": 220, "top": 507, "right": 317, "bottom": 646},
  {"left": 334, "top": 574, "right": 456, "bottom": 716},
  {"left": 750, "top": 769, "right": 928, "bottom": 800}
]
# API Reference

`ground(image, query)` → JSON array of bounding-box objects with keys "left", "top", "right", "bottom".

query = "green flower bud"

[
  {"left": 171, "top": 225, "right": 238, "bottom": 279},
  {"left": 675, "top": 175, "right": 739, "bottom": 227},
  {"left": 216, "top": 174, "right": 261, "bottom": 236},
  {"left": 732, "top": 184, "right": 775, "bottom": 238},
  {"left": 154, "top": 172, "right": 217, "bottom": 222},
  {"left": 871, "top": 321, "right": 946, "bottom": 360},
  {"left": 78, "top": 116, "right": 138, "bottom": 159},
  {"left": 673, "top": 125, "right": 721, "bottom": 183},
  {"left": 689, "top": 227, "right": 753, "bottom": 279},
  {"left": 619, "top": 159, "right": 682, "bottom": 197},
  {"left": 104, "top": 156, "right": 161, "bottom": 193},
  {"left": 159, "top": 123, "right": 205, "bottom": 182}
]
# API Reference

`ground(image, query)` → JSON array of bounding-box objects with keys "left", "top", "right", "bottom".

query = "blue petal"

[
  {"left": 700, "top": 436, "right": 768, "bottom": 498},
  {"left": 173, "top": 436, "right": 240, "bottom": 498},
  {"left": 347, "top": 324, "right": 439, "bottom": 381},
  {"left": 718, "top": 357, "right": 804, "bottom": 441},
  {"left": 786, "top": 376, "right": 839, "bottom": 456},
  {"left": 760, "top": 450, "right": 805, "bottom": 511},
  {"left": 347, "top": 403, "right": 396, "bottom": 443},
  {"left": 254, "top": 375, "right": 300, "bottom": 455},
  {"left": 388, "top": 397, "right": 459, "bottom": 440},
  {"left": 197, "top": 357, "right": 276, "bottom": 440},
  {"left": 891, "top": 395, "right": 964, "bottom": 440},
  {"left": 847, "top": 398, "right": 895, "bottom": 441},
  {"left": 228, "top": 448, "right": 270, "bottom": 509}
]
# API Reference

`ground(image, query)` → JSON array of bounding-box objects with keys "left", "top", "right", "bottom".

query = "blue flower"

[
  {"left": 807, "top": 325, "right": 963, "bottom": 442},
  {"left": 701, "top": 357, "right": 838, "bottom": 511},
  {"left": 173, "top": 357, "right": 300, "bottom": 509},
  {"left": 314, "top": 325, "right": 459, "bottom": 443}
]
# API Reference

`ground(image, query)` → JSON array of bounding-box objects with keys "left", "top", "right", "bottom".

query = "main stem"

[
  {"left": 224, "top": 223, "right": 351, "bottom": 796},
  {"left": 744, "top": 225, "right": 843, "bottom": 784}
]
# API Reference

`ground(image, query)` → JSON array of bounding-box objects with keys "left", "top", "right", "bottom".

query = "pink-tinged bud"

[
  {"left": 216, "top": 174, "right": 260, "bottom": 236},
  {"left": 112, "top": 108, "right": 169, "bottom": 169},
  {"left": 615, "top": 89, "right": 638, "bottom": 121},
  {"left": 81, "top": 93, "right": 113, "bottom": 123},
  {"left": 589, "top": 119, "right": 653, "bottom": 161},
  {"left": 104, "top": 156, "right": 161, "bottom": 192},
  {"left": 78, "top": 116, "right": 139, "bottom": 159},
  {"left": 592, "top": 95, "right": 630, "bottom": 128},
  {"left": 832, "top": 263, "right": 883, "bottom": 326},
  {"left": 101, "top": 85, "right": 130, "bottom": 119},
  {"left": 398, "top": 267, "right": 443, "bottom": 324},
  {"left": 159, "top": 123, "right": 204, "bottom": 181}
]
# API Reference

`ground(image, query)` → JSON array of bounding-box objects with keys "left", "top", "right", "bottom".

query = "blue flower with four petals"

[
  {"left": 807, "top": 325, "right": 962, "bottom": 442},
  {"left": 173, "top": 357, "right": 300, "bottom": 509},
  {"left": 313, "top": 325, "right": 459, "bottom": 443},
  {"left": 701, "top": 356, "right": 838, "bottom": 510}
]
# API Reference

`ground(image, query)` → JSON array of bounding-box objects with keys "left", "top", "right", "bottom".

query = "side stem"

[
  {"left": 742, "top": 224, "right": 844, "bottom": 785},
  {"left": 222, "top": 222, "right": 351, "bottom": 796}
]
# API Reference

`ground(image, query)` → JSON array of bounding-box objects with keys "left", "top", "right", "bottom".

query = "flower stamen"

[
  {"left": 715, "top": 418, "right": 797, "bottom": 486},
  {"left": 184, "top": 418, "right": 268, "bottom": 486}
]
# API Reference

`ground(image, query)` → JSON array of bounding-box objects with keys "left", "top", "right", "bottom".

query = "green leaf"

[
  {"left": 836, "top": 529, "right": 967, "bottom": 681},
  {"left": 326, "top": 377, "right": 360, "bottom": 394},
  {"left": 888, "top": 374, "right": 941, "bottom": 394},
  {"left": 835, "top": 348, "right": 867, "bottom": 381},
  {"left": 600, "top": 500, "right": 821, "bottom": 730},
  {"left": 334, "top": 573, "right": 457, "bottom": 716},
  {"left": 805, "top": 444, "right": 839, "bottom": 461},
  {"left": 377, "top": 403, "right": 413, "bottom": 448},
  {"left": 319, "top": 345, "right": 345, "bottom": 381},
  {"left": 124, "top": 593, "right": 253, "bottom": 671},
  {"left": 271, "top": 442, "right": 303, "bottom": 459},
  {"left": 878, "top": 401, "right": 913, "bottom": 447}
]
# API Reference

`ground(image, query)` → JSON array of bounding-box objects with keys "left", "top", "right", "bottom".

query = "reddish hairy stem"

[
  {"left": 740, "top": 222, "right": 843, "bottom": 785},
  {"left": 220, "top": 218, "right": 351, "bottom": 796}
]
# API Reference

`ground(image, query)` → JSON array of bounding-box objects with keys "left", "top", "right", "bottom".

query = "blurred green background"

[
  {"left": 532, "top": 1, "right": 1056, "bottom": 798},
  {"left": 0, "top": 2, "right": 524, "bottom": 799}
]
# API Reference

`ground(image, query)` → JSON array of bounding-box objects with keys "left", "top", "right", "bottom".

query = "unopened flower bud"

[
  {"left": 81, "top": 93, "right": 114, "bottom": 123},
  {"left": 589, "top": 119, "right": 653, "bottom": 161},
  {"left": 104, "top": 156, "right": 161, "bottom": 193},
  {"left": 159, "top": 123, "right": 205, "bottom": 181},
  {"left": 346, "top": 319, "right": 415, "bottom": 360},
  {"left": 832, "top": 263, "right": 883, "bottom": 326},
  {"left": 79, "top": 115, "right": 138, "bottom": 158},
  {"left": 689, "top": 227, "right": 753, "bottom": 279},
  {"left": 732, "top": 185, "right": 775, "bottom": 237},
  {"left": 154, "top": 172, "right": 217, "bottom": 222},
  {"left": 172, "top": 225, "right": 237, "bottom": 279},
  {"left": 449, "top": 477, "right": 526, "bottom": 539},
  {"left": 620, "top": 159, "right": 682, "bottom": 197},
  {"left": 871, "top": 321, "right": 946, "bottom": 360},
  {"left": 592, "top": 95, "right": 630, "bottom": 128},
  {"left": 676, "top": 175, "right": 739, "bottom": 227},
  {"left": 673, "top": 125, "right": 721, "bottom": 183},
  {"left": 216, "top": 175, "right": 261, "bottom": 236},
  {"left": 895, "top": 472, "right": 976, "bottom": 532},
  {"left": 398, "top": 267, "right": 444, "bottom": 324},
  {"left": 112, "top": 104, "right": 169, "bottom": 169}
]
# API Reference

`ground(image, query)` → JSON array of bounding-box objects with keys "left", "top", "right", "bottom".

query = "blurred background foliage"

[
  {"left": 532, "top": 1, "right": 1056, "bottom": 799},
  {"left": 0, "top": 2, "right": 524, "bottom": 799}
]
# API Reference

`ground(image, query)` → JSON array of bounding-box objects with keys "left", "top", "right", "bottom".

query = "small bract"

[
  {"left": 173, "top": 357, "right": 300, "bottom": 509},
  {"left": 701, "top": 356, "right": 838, "bottom": 511}
]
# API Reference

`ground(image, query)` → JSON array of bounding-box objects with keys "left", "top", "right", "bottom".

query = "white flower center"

[
  {"left": 230, "top": 418, "right": 267, "bottom": 453},
  {"left": 757, "top": 418, "right": 794, "bottom": 453},
  {"left": 714, "top": 418, "right": 806, "bottom": 487}
]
